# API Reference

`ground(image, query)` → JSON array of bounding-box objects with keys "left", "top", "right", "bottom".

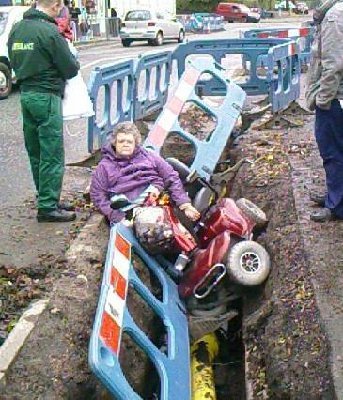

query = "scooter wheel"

[
  {"left": 226, "top": 240, "right": 271, "bottom": 286},
  {"left": 236, "top": 198, "right": 268, "bottom": 226}
]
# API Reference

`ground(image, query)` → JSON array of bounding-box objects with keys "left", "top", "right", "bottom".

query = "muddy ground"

[
  {"left": 229, "top": 119, "right": 336, "bottom": 399},
  {"left": 0, "top": 193, "right": 94, "bottom": 345},
  {"left": 1, "top": 102, "right": 341, "bottom": 399}
]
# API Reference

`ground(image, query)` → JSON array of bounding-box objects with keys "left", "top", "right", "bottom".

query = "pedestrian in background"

[
  {"left": 69, "top": 1, "right": 81, "bottom": 39},
  {"left": 305, "top": 0, "right": 343, "bottom": 222},
  {"left": 8, "top": 0, "right": 79, "bottom": 222},
  {"left": 56, "top": 0, "right": 73, "bottom": 41}
]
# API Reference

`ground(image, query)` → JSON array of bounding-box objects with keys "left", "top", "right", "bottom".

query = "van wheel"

[
  {"left": 154, "top": 31, "right": 164, "bottom": 46},
  {"left": 121, "top": 39, "right": 132, "bottom": 47},
  {"left": 226, "top": 240, "right": 271, "bottom": 286},
  {"left": 0, "top": 63, "right": 12, "bottom": 100}
]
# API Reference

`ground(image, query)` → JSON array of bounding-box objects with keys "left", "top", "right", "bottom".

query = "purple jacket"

[{"left": 90, "top": 144, "right": 191, "bottom": 223}]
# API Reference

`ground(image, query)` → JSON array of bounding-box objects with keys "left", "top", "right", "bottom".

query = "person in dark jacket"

[
  {"left": 8, "top": 0, "right": 79, "bottom": 222},
  {"left": 90, "top": 122, "right": 200, "bottom": 225}
]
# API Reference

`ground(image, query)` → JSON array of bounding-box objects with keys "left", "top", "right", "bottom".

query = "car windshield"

[
  {"left": 0, "top": 12, "right": 9, "bottom": 36},
  {"left": 125, "top": 10, "right": 151, "bottom": 21}
]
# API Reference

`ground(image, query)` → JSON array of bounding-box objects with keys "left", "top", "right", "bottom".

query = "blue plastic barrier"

[
  {"left": 177, "top": 13, "right": 224, "bottom": 33},
  {"left": 173, "top": 38, "right": 296, "bottom": 97},
  {"left": 89, "top": 224, "right": 190, "bottom": 400},
  {"left": 133, "top": 51, "right": 173, "bottom": 120},
  {"left": 145, "top": 58, "right": 246, "bottom": 180},
  {"left": 87, "top": 60, "right": 135, "bottom": 153},
  {"left": 267, "top": 41, "right": 301, "bottom": 112},
  {"left": 87, "top": 38, "right": 301, "bottom": 152},
  {"left": 242, "top": 26, "right": 315, "bottom": 67}
]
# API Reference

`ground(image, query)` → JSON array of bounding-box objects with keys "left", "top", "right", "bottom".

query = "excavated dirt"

[{"left": 229, "top": 121, "right": 335, "bottom": 399}]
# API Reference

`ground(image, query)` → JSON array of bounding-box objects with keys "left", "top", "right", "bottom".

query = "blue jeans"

[{"left": 315, "top": 99, "right": 343, "bottom": 218}]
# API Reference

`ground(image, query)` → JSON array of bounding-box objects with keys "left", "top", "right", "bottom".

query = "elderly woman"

[{"left": 90, "top": 122, "right": 200, "bottom": 225}]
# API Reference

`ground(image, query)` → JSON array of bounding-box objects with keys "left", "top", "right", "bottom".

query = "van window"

[{"left": 0, "top": 12, "right": 9, "bottom": 36}]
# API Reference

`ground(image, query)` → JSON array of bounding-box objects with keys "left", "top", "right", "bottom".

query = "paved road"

[{"left": 0, "top": 18, "right": 308, "bottom": 268}]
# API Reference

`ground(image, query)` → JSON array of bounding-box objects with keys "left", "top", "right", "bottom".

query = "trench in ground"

[
  {"left": 114, "top": 250, "right": 247, "bottom": 400},
  {"left": 95, "top": 103, "right": 272, "bottom": 399}
]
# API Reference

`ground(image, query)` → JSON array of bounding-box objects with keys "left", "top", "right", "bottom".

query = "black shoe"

[
  {"left": 34, "top": 196, "right": 75, "bottom": 211},
  {"left": 37, "top": 209, "right": 76, "bottom": 223},
  {"left": 310, "top": 208, "right": 336, "bottom": 223},
  {"left": 58, "top": 201, "right": 75, "bottom": 211},
  {"left": 309, "top": 192, "right": 326, "bottom": 207}
]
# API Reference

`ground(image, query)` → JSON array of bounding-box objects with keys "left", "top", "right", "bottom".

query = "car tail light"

[
  {"left": 121, "top": 22, "right": 126, "bottom": 27},
  {"left": 148, "top": 22, "right": 156, "bottom": 26}
]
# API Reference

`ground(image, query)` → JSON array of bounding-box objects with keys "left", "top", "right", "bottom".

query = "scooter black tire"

[
  {"left": 226, "top": 240, "right": 271, "bottom": 286},
  {"left": 236, "top": 198, "right": 268, "bottom": 226}
]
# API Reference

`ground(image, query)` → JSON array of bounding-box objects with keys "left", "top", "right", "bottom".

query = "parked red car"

[{"left": 215, "top": 2, "right": 261, "bottom": 22}]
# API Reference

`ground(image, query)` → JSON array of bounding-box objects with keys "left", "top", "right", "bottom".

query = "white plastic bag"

[{"left": 62, "top": 72, "right": 94, "bottom": 120}]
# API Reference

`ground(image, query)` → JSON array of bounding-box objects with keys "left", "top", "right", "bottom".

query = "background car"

[
  {"left": 215, "top": 2, "right": 261, "bottom": 23},
  {"left": 120, "top": 9, "right": 185, "bottom": 47},
  {"left": 0, "top": 6, "right": 28, "bottom": 99}
]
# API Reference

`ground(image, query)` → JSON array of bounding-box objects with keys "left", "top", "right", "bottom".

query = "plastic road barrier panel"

[
  {"left": 267, "top": 41, "right": 301, "bottom": 112},
  {"left": 242, "top": 26, "right": 315, "bottom": 67},
  {"left": 87, "top": 60, "right": 135, "bottom": 153},
  {"left": 133, "top": 51, "right": 173, "bottom": 121},
  {"left": 89, "top": 224, "right": 191, "bottom": 399},
  {"left": 87, "top": 38, "right": 302, "bottom": 153},
  {"left": 144, "top": 57, "right": 246, "bottom": 180},
  {"left": 173, "top": 38, "right": 297, "bottom": 98}
]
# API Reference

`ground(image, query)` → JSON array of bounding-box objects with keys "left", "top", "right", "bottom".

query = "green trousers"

[{"left": 20, "top": 92, "right": 64, "bottom": 212}]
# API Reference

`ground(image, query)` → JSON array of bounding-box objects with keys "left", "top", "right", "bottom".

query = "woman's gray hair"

[{"left": 111, "top": 122, "right": 142, "bottom": 146}]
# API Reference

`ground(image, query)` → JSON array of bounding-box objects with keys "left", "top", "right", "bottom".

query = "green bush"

[{"left": 177, "top": 0, "right": 219, "bottom": 13}]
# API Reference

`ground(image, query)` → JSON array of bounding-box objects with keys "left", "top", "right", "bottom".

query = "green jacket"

[{"left": 8, "top": 8, "right": 79, "bottom": 96}]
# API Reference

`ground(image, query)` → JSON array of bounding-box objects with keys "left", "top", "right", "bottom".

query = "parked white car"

[
  {"left": 0, "top": 6, "right": 28, "bottom": 99},
  {"left": 120, "top": 9, "right": 185, "bottom": 47}
]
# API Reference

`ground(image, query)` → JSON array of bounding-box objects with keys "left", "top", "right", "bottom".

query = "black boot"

[
  {"left": 310, "top": 208, "right": 336, "bottom": 223},
  {"left": 37, "top": 209, "right": 76, "bottom": 223},
  {"left": 309, "top": 192, "right": 326, "bottom": 207},
  {"left": 58, "top": 201, "right": 75, "bottom": 211}
]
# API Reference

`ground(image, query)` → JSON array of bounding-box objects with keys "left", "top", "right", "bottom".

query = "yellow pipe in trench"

[{"left": 191, "top": 332, "right": 219, "bottom": 400}]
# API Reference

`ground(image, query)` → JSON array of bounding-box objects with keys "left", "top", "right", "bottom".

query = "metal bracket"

[{"left": 210, "top": 158, "right": 253, "bottom": 195}]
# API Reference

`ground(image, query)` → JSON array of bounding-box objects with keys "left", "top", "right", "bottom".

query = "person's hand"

[{"left": 179, "top": 203, "right": 201, "bottom": 221}]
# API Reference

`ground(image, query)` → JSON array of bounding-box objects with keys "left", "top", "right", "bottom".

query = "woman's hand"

[{"left": 179, "top": 203, "right": 201, "bottom": 221}]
